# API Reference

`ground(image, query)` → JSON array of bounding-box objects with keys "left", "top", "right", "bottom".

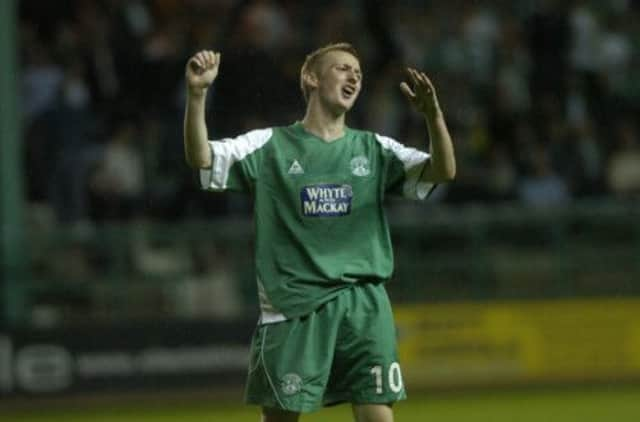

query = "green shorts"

[{"left": 244, "top": 282, "right": 407, "bottom": 413}]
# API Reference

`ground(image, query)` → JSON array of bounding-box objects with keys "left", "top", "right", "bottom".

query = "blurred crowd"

[{"left": 20, "top": 0, "right": 640, "bottom": 229}]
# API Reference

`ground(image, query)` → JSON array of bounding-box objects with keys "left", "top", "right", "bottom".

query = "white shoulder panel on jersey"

[
  {"left": 374, "top": 133, "right": 434, "bottom": 200},
  {"left": 200, "top": 128, "right": 273, "bottom": 190}
]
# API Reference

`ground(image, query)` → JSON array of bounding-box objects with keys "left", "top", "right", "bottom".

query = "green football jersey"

[{"left": 200, "top": 122, "right": 433, "bottom": 321}]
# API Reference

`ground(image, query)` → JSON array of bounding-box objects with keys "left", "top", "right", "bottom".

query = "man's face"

[{"left": 314, "top": 50, "right": 362, "bottom": 114}]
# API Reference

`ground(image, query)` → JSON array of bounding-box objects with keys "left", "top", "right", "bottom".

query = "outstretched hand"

[
  {"left": 400, "top": 67, "right": 440, "bottom": 117},
  {"left": 185, "top": 50, "right": 221, "bottom": 94}
]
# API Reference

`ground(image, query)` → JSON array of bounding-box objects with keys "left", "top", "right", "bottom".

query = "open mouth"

[{"left": 341, "top": 85, "right": 357, "bottom": 99}]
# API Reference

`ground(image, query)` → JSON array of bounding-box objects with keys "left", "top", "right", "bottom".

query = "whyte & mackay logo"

[{"left": 300, "top": 184, "right": 353, "bottom": 217}]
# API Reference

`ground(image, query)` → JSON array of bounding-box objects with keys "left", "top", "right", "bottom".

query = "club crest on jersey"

[
  {"left": 350, "top": 155, "right": 370, "bottom": 176},
  {"left": 301, "top": 184, "right": 353, "bottom": 217}
]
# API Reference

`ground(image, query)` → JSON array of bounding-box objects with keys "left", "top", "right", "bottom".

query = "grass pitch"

[{"left": 1, "top": 386, "right": 638, "bottom": 422}]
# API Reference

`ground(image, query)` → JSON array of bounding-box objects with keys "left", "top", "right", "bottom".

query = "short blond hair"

[{"left": 300, "top": 42, "right": 360, "bottom": 103}]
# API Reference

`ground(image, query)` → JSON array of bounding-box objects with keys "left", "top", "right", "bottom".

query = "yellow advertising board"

[{"left": 395, "top": 298, "right": 640, "bottom": 388}]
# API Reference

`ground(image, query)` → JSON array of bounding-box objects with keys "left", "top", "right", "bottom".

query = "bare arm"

[
  {"left": 400, "top": 68, "right": 456, "bottom": 182},
  {"left": 183, "top": 50, "right": 221, "bottom": 169}
]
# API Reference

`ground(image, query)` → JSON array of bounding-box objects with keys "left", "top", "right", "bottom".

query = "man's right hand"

[{"left": 185, "top": 50, "right": 221, "bottom": 95}]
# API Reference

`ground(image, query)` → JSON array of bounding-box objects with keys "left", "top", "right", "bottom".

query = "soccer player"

[{"left": 183, "top": 43, "right": 455, "bottom": 422}]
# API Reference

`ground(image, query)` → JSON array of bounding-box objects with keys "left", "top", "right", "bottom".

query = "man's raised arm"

[
  {"left": 400, "top": 67, "right": 456, "bottom": 182},
  {"left": 183, "top": 50, "right": 221, "bottom": 169}
]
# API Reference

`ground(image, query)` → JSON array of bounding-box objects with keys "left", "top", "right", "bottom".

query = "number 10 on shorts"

[{"left": 370, "top": 362, "right": 404, "bottom": 394}]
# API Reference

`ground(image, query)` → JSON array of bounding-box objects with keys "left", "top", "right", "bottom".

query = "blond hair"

[{"left": 299, "top": 42, "right": 360, "bottom": 103}]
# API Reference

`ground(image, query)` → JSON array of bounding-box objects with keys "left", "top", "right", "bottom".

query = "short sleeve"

[
  {"left": 375, "top": 133, "right": 435, "bottom": 200},
  {"left": 199, "top": 128, "right": 273, "bottom": 192}
]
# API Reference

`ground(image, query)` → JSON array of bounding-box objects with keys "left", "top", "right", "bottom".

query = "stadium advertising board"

[
  {"left": 395, "top": 298, "right": 640, "bottom": 388},
  {"left": 0, "top": 320, "right": 254, "bottom": 396}
]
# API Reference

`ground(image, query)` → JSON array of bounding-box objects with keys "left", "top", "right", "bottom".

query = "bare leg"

[
  {"left": 261, "top": 407, "right": 300, "bottom": 422},
  {"left": 352, "top": 403, "right": 394, "bottom": 422}
]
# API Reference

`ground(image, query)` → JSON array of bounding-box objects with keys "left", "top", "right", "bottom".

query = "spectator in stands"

[
  {"left": 606, "top": 119, "right": 640, "bottom": 199},
  {"left": 518, "top": 144, "right": 571, "bottom": 208},
  {"left": 90, "top": 119, "right": 144, "bottom": 221}
]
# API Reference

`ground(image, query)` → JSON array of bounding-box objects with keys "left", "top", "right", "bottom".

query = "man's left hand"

[{"left": 400, "top": 67, "right": 440, "bottom": 117}]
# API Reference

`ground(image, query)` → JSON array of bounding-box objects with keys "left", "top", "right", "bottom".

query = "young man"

[{"left": 183, "top": 43, "right": 455, "bottom": 422}]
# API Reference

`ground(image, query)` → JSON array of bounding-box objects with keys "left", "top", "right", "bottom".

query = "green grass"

[{"left": 2, "top": 386, "right": 639, "bottom": 422}]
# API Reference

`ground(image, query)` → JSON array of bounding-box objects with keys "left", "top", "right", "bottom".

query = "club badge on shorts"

[{"left": 281, "top": 373, "right": 303, "bottom": 395}]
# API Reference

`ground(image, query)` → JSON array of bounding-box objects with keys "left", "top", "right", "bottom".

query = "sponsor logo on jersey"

[
  {"left": 281, "top": 373, "right": 302, "bottom": 395},
  {"left": 301, "top": 184, "right": 352, "bottom": 217},
  {"left": 350, "top": 155, "right": 370, "bottom": 176},
  {"left": 288, "top": 159, "right": 304, "bottom": 174}
]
